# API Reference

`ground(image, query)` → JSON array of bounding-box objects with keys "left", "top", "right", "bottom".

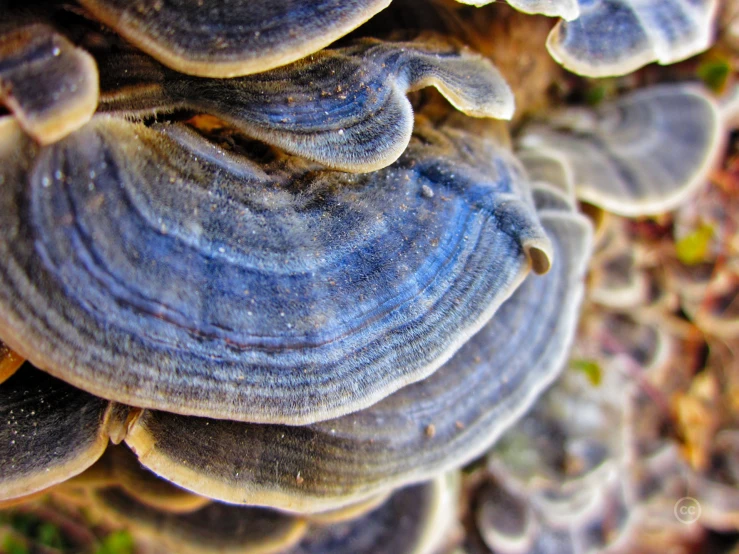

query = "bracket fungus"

[
  {"left": 587, "top": 218, "right": 650, "bottom": 309},
  {"left": 0, "top": 113, "right": 552, "bottom": 425},
  {"left": 519, "top": 85, "right": 724, "bottom": 216},
  {"left": 0, "top": 366, "right": 112, "bottom": 502},
  {"left": 471, "top": 300, "right": 737, "bottom": 553},
  {"left": 0, "top": 24, "right": 99, "bottom": 144},
  {"left": 0, "top": 0, "right": 732, "bottom": 550},
  {"left": 97, "top": 37, "right": 514, "bottom": 172},
  {"left": 0, "top": 171, "right": 589, "bottom": 512},
  {"left": 68, "top": 446, "right": 213, "bottom": 514},
  {"left": 76, "top": 472, "right": 457, "bottom": 554},
  {"left": 92, "top": 487, "right": 309, "bottom": 554},
  {"left": 546, "top": 0, "right": 720, "bottom": 77},
  {"left": 118, "top": 181, "right": 587, "bottom": 512},
  {"left": 454, "top": 0, "right": 580, "bottom": 20},
  {"left": 76, "top": 0, "right": 393, "bottom": 78},
  {"left": 472, "top": 340, "right": 652, "bottom": 554}
]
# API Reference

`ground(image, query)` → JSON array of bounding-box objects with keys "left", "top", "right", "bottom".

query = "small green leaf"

[
  {"left": 570, "top": 359, "right": 602, "bottom": 386},
  {"left": 676, "top": 223, "right": 714, "bottom": 266},
  {"left": 96, "top": 530, "right": 134, "bottom": 554},
  {"left": 3, "top": 535, "right": 29, "bottom": 554},
  {"left": 584, "top": 79, "right": 616, "bottom": 106},
  {"left": 36, "top": 522, "right": 63, "bottom": 548},
  {"left": 697, "top": 58, "right": 730, "bottom": 93},
  {"left": 585, "top": 85, "right": 606, "bottom": 106}
]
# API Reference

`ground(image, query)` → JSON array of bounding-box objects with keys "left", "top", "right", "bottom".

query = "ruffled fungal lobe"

[
  {"left": 454, "top": 0, "right": 579, "bottom": 20},
  {"left": 287, "top": 473, "right": 458, "bottom": 554},
  {"left": 72, "top": 446, "right": 213, "bottom": 513},
  {"left": 98, "top": 37, "right": 514, "bottom": 172},
  {"left": 587, "top": 218, "right": 650, "bottom": 309},
  {"left": 517, "top": 148, "right": 575, "bottom": 201},
  {"left": 547, "top": 0, "right": 719, "bottom": 77},
  {"left": 93, "top": 487, "right": 308, "bottom": 554},
  {"left": 0, "top": 366, "right": 117, "bottom": 502},
  {"left": 476, "top": 366, "right": 637, "bottom": 554},
  {"left": 90, "top": 473, "right": 456, "bottom": 554},
  {"left": 77, "top": 0, "right": 392, "bottom": 77},
  {"left": 518, "top": 85, "right": 724, "bottom": 216},
  {"left": 0, "top": 24, "right": 99, "bottom": 144}
]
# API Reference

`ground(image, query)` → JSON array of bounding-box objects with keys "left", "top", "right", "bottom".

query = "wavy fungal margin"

[
  {"left": 78, "top": 0, "right": 393, "bottom": 78},
  {"left": 98, "top": 38, "right": 514, "bottom": 173},
  {"left": 0, "top": 115, "right": 549, "bottom": 425}
]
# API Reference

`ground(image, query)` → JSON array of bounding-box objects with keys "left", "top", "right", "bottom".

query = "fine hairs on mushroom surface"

[
  {"left": 546, "top": 0, "right": 720, "bottom": 77},
  {"left": 0, "top": 114, "right": 551, "bottom": 426},
  {"left": 82, "top": 471, "right": 458, "bottom": 554},
  {"left": 0, "top": 23, "right": 99, "bottom": 145},
  {"left": 0, "top": 117, "right": 588, "bottom": 512},
  {"left": 0, "top": 0, "right": 735, "bottom": 551},
  {"left": 97, "top": 36, "right": 514, "bottom": 172},
  {"left": 76, "top": 0, "right": 394, "bottom": 78},
  {"left": 518, "top": 84, "right": 724, "bottom": 216}
]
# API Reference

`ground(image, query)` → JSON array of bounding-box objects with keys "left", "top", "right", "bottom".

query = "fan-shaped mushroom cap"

[
  {"left": 674, "top": 266, "right": 739, "bottom": 338},
  {"left": 546, "top": 0, "right": 719, "bottom": 77},
  {"left": 55, "top": 447, "right": 212, "bottom": 514},
  {"left": 475, "top": 467, "right": 629, "bottom": 554},
  {"left": 588, "top": 219, "right": 650, "bottom": 309},
  {"left": 306, "top": 492, "right": 391, "bottom": 525},
  {"left": 0, "top": 24, "right": 99, "bottom": 144},
  {"left": 98, "top": 37, "right": 514, "bottom": 172},
  {"left": 580, "top": 312, "right": 674, "bottom": 375},
  {"left": 289, "top": 474, "right": 459, "bottom": 554},
  {"left": 76, "top": 0, "right": 392, "bottom": 78},
  {"left": 0, "top": 341, "right": 23, "bottom": 385},
  {"left": 0, "top": 365, "right": 119, "bottom": 502},
  {"left": 72, "top": 446, "right": 212, "bottom": 514},
  {"left": 518, "top": 85, "right": 724, "bottom": 216},
  {"left": 0, "top": 114, "right": 550, "bottom": 425},
  {"left": 454, "top": 0, "right": 579, "bottom": 20},
  {"left": 93, "top": 488, "right": 307, "bottom": 554},
  {"left": 89, "top": 473, "right": 455, "bottom": 554},
  {"left": 476, "top": 358, "right": 639, "bottom": 554},
  {"left": 120, "top": 180, "right": 589, "bottom": 513},
  {"left": 517, "top": 148, "right": 575, "bottom": 201}
]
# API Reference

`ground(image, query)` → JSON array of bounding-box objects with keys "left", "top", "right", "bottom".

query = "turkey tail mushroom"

[
  {"left": 454, "top": 0, "right": 580, "bottom": 20},
  {"left": 518, "top": 85, "right": 724, "bottom": 216},
  {"left": 120, "top": 175, "right": 589, "bottom": 513},
  {"left": 92, "top": 487, "right": 308, "bottom": 554},
  {"left": 77, "top": 0, "right": 393, "bottom": 78},
  {"left": 546, "top": 0, "right": 720, "bottom": 77},
  {"left": 97, "top": 37, "right": 514, "bottom": 172},
  {"left": 89, "top": 473, "right": 457, "bottom": 554},
  {"left": 0, "top": 24, "right": 99, "bottom": 144},
  {"left": 0, "top": 366, "right": 127, "bottom": 502},
  {"left": 0, "top": 115, "right": 549, "bottom": 425}
]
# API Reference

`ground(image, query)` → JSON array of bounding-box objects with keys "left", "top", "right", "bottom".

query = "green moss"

[
  {"left": 2, "top": 535, "right": 29, "bottom": 554},
  {"left": 676, "top": 223, "right": 714, "bottom": 265},
  {"left": 95, "top": 530, "right": 134, "bottom": 554},
  {"left": 697, "top": 57, "right": 730, "bottom": 93},
  {"left": 37, "top": 522, "right": 64, "bottom": 549},
  {"left": 570, "top": 359, "right": 602, "bottom": 386},
  {"left": 584, "top": 79, "right": 617, "bottom": 106}
]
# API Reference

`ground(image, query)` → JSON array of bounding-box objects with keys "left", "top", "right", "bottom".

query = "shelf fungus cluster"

[{"left": 0, "top": 0, "right": 731, "bottom": 552}]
